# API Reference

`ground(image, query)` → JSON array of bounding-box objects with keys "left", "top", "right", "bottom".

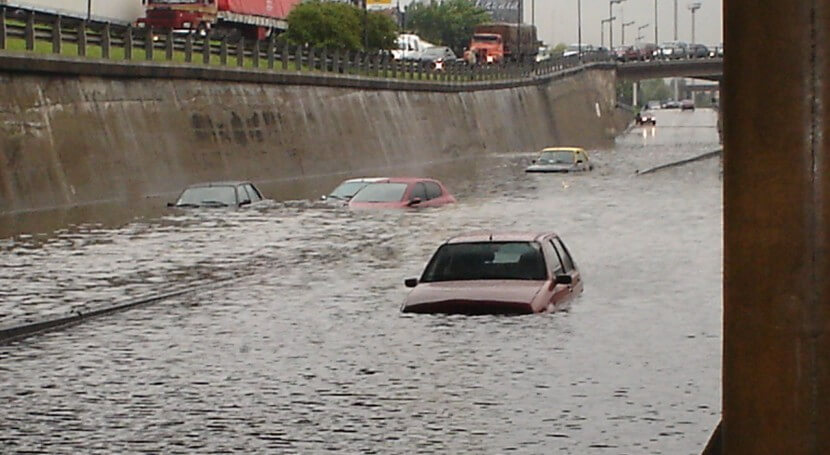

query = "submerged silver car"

[{"left": 525, "top": 148, "right": 593, "bottom": 173}]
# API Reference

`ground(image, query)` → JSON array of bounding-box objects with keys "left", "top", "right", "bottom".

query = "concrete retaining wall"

[{"left": 0, "top": 55, "right": 624, "bottom": 234}]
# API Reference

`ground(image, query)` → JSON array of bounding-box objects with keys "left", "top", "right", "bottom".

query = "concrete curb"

[
  {"left": 636, "top": 148, "right": 723, "bottom": 175},
  {"left": 0, "top": 51, "right": 615, "bottom": 93},
  {"left": 0, "top": 280, "right": 229, "bottom": 345}
]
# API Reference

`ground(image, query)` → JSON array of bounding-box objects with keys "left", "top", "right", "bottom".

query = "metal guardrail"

[{"left": 0, "top": 7, "right": 613, "bottom": 83}]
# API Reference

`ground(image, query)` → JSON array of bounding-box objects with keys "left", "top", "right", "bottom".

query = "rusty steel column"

[{"left": 722, "top": 0, "right": 830, "bottom": 453}]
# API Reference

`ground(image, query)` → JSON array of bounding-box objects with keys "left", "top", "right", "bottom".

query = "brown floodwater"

[{"left": 0, "top": 109, "right": 721, "bottom": 454}]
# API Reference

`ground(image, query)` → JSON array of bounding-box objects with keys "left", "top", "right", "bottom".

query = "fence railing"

[{"left": 0, "top": 7, "right": 613, "bottom": 83}]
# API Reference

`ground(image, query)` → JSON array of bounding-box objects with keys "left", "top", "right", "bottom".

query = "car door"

[
  {"left": 409, "top": 182, "right": 428, "bottom": 207},
  {"left": 554, "top": 237, "right": 583, "bottom": 295},
  {"left": 423, "top": 181, "right": 443, "bottom": 207},
  {"left": 542, "top": 239, "right": 572, "bottom": 311}
]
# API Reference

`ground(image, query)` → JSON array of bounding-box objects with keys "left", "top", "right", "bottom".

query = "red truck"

[
  {"left": 139, "top": 0, "right": 301, "bottom": 40},
  {"left": 469, "top": 23, "right": 538, "bottom": 63}
]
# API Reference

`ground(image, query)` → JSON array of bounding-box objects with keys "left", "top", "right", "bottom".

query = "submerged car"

[
  {"left": 681, "top": 99, "right": 696, "bottom": 111},
  {"left": 322, "top": 177, "right": 388, "bottom": 202},
  {"left": 525, "top": 147, "right": 593, "bottom": 173},
  {"left": 401, "top": 232, "right": 583, "bottom": 315},
  {"left": 169, "top": 181, "right": 264, "bottom": 208},
  {"left": 348, "top": 177, "right": 456, "bottom": 209},
  {"left": 636, "top": 111, "right": 657, "bottom": 126}
]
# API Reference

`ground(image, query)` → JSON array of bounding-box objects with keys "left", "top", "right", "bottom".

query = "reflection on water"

[{"left": 0, "top": 110, "right": 721, "bottom": 454}]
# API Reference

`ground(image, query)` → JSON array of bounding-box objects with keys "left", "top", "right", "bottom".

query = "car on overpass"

[
  {"left": 689, "top": 43, "right": 710, "bottom": 58},
  {"left": 169, "top": 181, "right": 265, "bottom": 209},
  {"left": 525, "top": 147, "right": 593, "bottom": 173},
  {"left": 348, "top": 178, "right": 456, "bottom": 209},
  {"left": 400, "top": 232, "right": 583, "bottom": 315},
  {"left": 658, "top": 41, "right": 689, "bottom": 59}
]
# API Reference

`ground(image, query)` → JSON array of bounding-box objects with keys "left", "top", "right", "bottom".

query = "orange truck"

[{"left": 469, "top": 22, "right": 538, "bottom": 63}]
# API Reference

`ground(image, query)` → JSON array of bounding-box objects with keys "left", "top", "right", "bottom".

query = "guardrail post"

[
  {"left": 293, "top": 45, "right": 302, "bottom": 70},
  {"left": 322, "top": 49, "right": 331, "bottom": 72},
  {"left": 165, "top": 30, "right": 173, "bottom": 60},
  {"left": 124, "top": 25, "right": 133, "bottom": 60},
  {"left": 220, "top": 36, "right": 228, "bottom": 65},
  {"left": 24, "top": 10, "right": 35, "bottom": 51},
  {"left": 236, "top": 37, "right": 244, "bottom": 67},
  {"left": 252, "top": 39, "right": 260, "bottom": 68},
  {"left": 78, "top": 21, "right": 87, "bottom": 56},
  {"left": 308, "top": 47, "right": 316, "bottom": 71},
  {"left": 332, "top": 49, "right": 340, "bottom": 74},
  {"left": 391, "top": 57, "right": 397, "bottom": 79},
  {"left": 52, "top": 15, "right": 62, "bottom": 54},
  {"left": 281, "top": 43, "right": 288, "bottom": 70},
  {"left": 352, "top": 51, "right": 361, "bottom": 75},
  {"left": 266, "top": 34, "right": 275, "bottom": 69},
  {"left": 0, "top": 8, "right": 6, "bottom": 50},
  {"left": 184, "top": 32, "right": 193, "bottom": 63},
  {"left": 101, "top": 23, "right": 111, "bottom": 59},
  {"left": 201, "top": 31, "right": 210, "bottom": 64},
  {"left": 143, "top": 26, "right": 153, "bottom": 60}
]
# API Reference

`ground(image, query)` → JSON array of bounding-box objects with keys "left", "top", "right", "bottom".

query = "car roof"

[
  {"left": 445, "top": 231, "right": 556, "bottom": 244},
  {"left": 375, "top": 177, "right": 442, "bottom": 184},
  {"left": 540, "top": 147, "right": 584, "bottom": 153},
  {"left": 187, "top": 181, "right": 250, "bottom": 188},
  {"left": 342, "top": 177, "right": 388, "bottom": 184}
]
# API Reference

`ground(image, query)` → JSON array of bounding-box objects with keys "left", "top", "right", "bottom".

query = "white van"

[{"left": 392, "top": 34, "right": 435, "bottom": 61}]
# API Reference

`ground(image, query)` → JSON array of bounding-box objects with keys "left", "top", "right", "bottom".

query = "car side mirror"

[
  {"left": 167, "top": 202, "right": 175, "bottom": 207},
  {"left": 555, "top": 274, "right": 573, "bottom": 285},
  {"left": 408, "top": 197, "right": 422, "bottom": 207},
  {"left": 404, "top": 278, "right": 418, "bottom": 288},
  {"left": 239, "top": 199, "right": 252, "bottom": 207},
  {"left": 531, "top": 159, "right": 537, "bottom": 164},
  {"left": 320, "top": 195, "right": 328, "bottom": 201}
]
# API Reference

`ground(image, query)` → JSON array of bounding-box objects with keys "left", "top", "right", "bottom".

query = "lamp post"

[
  {"left": 622, "top": 20, "right": 635, "bottom": 46},
  {"left": 654, "top": 0, "right": 659, "bottom": 44},
  {"left": 601, "top": 17, "right": 615, "bottom": 48},
  {"left": 637, "top": 23, "right": 649, "bottom": 43},
  {"left": 577, "top": 0, "right": 582, "bottom": 57},
  {"left": 87, "top": 0, "right": 92, "bottom": 20},
  {"left": 609, "top": 0, "right": 625, "bottom": 50},
  {"left": 673, "top": 0, "right": 678, "bottom": 40},
  {"left": 688, "top": 2, "right": 701, "bottom": 44}
]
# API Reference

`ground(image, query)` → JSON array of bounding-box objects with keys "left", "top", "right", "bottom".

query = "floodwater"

[{"left": 0, "top": 109, "right": 722, "bottom": 454}]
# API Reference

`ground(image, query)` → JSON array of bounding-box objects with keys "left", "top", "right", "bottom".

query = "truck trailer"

[
  {"left": 0, "top": 0, "right": 144, "bottom": 25},
  {"left": 140, "top": 0, "right": 301, "bottom": 41},
  {"left": 470, "top": 22, "right": 538, "bottom": 63}
]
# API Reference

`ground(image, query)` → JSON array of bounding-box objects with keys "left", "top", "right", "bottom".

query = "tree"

[
  {"left": 406, "top": 0, "right": 490, "bottom": 54},
  {"left": 285, "top": 1, "right": 397, "bottom": 52}
]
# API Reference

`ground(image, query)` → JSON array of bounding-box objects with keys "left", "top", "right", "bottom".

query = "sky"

[{"left": 399, "top": 0, "right": 723, "bottom": 48}]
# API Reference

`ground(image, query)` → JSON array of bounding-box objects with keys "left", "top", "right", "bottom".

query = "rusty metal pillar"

[{"left": 721, "top": 0, "right": 830, "bottom": 453}]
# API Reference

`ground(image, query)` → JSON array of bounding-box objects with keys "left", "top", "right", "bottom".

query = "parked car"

[
  {"left": 689, "top": 43, "right": 710, "bottom": 58},
  {"left": 322, "top": 177, "right": 388, "bottom": 202},
  {"left": 525, "top": 147, "right": 592, "bottom": 173},
  {"left": 401, "top": 232, "right": 583, "bottom": 315},
  {"left": 348, "top": 178, "right": 456, "bottom": 209},
  {"left": 418, "top": 46, "right": 458, "bottom": 70},
  {"left": 636, "top": 111, "right": 657, "bottom": 126},
  {"left": 168, "top": 181, "right": 264, "bottom": 208},
  {"left": 634, "top": 42, "right": 658, "bottom": 60},
  {"left": 681, "top": 99, "right": 696, "bottom": 111},
  {"left": 662, "top": 100, "right": 681, "bottom": 109}
]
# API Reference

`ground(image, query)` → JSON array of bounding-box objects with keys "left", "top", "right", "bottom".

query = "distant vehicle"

[
  {"left": 169, "top": 181, "right": 265, "bottom": 208},
  {"left": 681, "top": 99, "right": 696, "bottom": 111},
  {"left": 4, "top": 0, "right": 143, "bottom": 24},
  {"left": 689, "top": 43, "right": 710, "bottom": 58},
  {"left": 663, "top": 100, "right": 681, "bottom": 109},
  {"left": 418, "top": 46, "right": 458, "bottom": 70},
  {"left": 562, "top": 43, "right": 594, "bottom": 58},
  {"left": 349, "top": 178, "right": 456, "bottom": 209},
  {"left": 139, "top": 0, "right": 300, "bottom": 40},
  {"left": 535, "top": 45, "right": 552, "bottom": 62},
  {"left": 400, "top": 232, "right": 583, "bottom": 315},
  {"left": 322, "top": 177, "right": 388, "bottom": 202},
  {"left": 634, "top": 42, "right": 658, "bottom": 60},
  {"left": 525, "top": 147, "right": 593, "bottom": 173},
  {"left": 646, "top": 100, "right": 662, "bottom": 110},
  {"left": 470, "top": 22, "right": 538, "bottom": 63},
  {"left": 658, "top": 41, "right": 689, "bottom": 59},
  {"left": 709, "top": 43, "right": 724, "bottom": 58},
  {"left": 393, "top": 34, "right": 435, "bottom": 61},
  {"left": 636, "top": 111, "right": 657, "bottom": 126}
]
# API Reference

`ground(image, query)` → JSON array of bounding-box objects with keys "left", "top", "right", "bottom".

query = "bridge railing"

[{"left": 0, "top": 7, "right": 614, "bottom": 84}]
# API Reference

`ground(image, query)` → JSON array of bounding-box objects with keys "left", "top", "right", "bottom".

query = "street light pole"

[
  {"left": 688, "top": 2, "right": 701, "bottom": 44},
  {"left": 654, "top": 0, "right": 658, "bottom": 44},
  {"left": 673, "top": 0, "right": 678, "bottom": 40},
  {"left": 609, "top": 0, "right": 625, "bottom": 50},
  {"left": 577, "top": 0, "right": 582, "bottom": 56},
  {"left": 87, "top": 0, "right": 92, "bottom": 20},
  {"left": 637, "top": 23, "right": 649, "bottom": 43},
  {"left": 622, "top": 21, "right": 634, "bottom": 46},
  {"left": 601, "top": 17, "right": 615, "bottom": 48}
]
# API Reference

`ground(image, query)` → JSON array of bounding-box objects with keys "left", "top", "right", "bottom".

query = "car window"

[
  {"left": 548, "top": 240, "right": 567, "bottom": 273},
  {"left": 411, "top": 183, "right": 428, "bottom": 200},
  {"left": 176, "top": 186, "right": 237, "bottom": 207},
  {"left": 555, "top": 238, "right": 576, "bottom": 271},
  {"left": 539, "top": 151, "right": 575, "bottom": 164},
  {"left": 246, "top": 184, "right": 262, "bottom": 202},
  {"left": 351, "top": 183, "right": 408, "bottom": 203},
  {"left": 424, "top": 182, "right": 442, "bottom": 200},
  {"left": 237, "top": 185, "right": 250, "bottom": 203},
  {"left": 421, "top": 242, "right": 547, "bottom": 282}
]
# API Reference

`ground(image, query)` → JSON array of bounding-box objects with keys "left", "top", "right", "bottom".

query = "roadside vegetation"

[
  {"left": 284, "top": 1, "right": 397, "bottom": 52},
  {"left": 404, "top": 0, "right": 490, "bottom": 55}
]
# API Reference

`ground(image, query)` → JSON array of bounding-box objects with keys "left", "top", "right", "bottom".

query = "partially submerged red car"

[
  {"left": 348, "top": 177, "right": 456, "bottom": 209},
  {"left": 401, "top": 232, "right": 583, "bottom": 315}
]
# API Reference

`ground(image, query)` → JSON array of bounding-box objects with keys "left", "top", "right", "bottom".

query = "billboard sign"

[{"left": 475, "top": 0, "right": 520, "bottom": 23}]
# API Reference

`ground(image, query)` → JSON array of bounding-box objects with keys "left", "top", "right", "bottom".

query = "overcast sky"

[{"left": 400, "top": 0, "right": 722, "bottom": 47}]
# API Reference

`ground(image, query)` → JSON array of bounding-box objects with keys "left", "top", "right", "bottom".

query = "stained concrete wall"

[{"left": 0, "top": 60, "right": 623, "bottom": 232}]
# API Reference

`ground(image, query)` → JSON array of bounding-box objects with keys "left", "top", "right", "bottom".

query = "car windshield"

[
  {"left": 330, "top": 181, "right": 371, "bottom": 200},
  {"left": 421, "top": 242, "right": 547, "bottom": 282},
  {"left": 351, "top": 183, "right": 408, "bottom": 203},
  {"left": 538, "top": 151, "right": 575, "bottom": 164},
  {"left": 176, "top": 186, "right": 237, "bottom": 206}
]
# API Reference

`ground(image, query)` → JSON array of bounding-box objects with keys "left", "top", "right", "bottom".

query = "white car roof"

[{"left": 343, "top": 177, "right": 388, "bottom": 184}]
